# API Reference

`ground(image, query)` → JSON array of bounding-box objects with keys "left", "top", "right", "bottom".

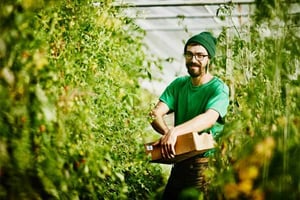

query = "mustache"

[{"left": 186, "top": 62, "right": 202, "bottom": 67}]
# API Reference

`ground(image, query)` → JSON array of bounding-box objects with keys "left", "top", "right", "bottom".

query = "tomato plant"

[
  {"left": 0, "top": 1, "right": 163, "bottom": 199},
  {"left": 209, "top": 1, "right": 300, "bottom": 199}
]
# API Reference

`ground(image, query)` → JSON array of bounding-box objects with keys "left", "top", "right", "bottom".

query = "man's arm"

[
  {"left": 172, "top": 109, "right": 219, "bottom": 136},
  {"left": 160, "top": 109, "right": 220, "bottom": 159},
  {"left": 149, "top": 101, "right": 171, "bottom": 135}
]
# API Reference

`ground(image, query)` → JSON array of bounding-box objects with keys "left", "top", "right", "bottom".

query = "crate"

[{"left": 144, "top": 132, "right": 215, "bottom": 164}]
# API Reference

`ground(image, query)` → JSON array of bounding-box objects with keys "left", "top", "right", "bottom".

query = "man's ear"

[{"left": 206, "top": 59, "right": 210, "bottom": 73}]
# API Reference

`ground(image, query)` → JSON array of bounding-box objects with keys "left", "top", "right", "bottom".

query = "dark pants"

[{"left": 162, "top": 157, "right": 209, "bottom": 200}]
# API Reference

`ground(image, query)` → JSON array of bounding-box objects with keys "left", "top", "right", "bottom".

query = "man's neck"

[{"left": 191, "top": 73, "right": 213, "bottom": 86}]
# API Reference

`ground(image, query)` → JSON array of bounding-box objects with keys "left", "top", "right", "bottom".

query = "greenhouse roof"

[{"left": 115, "top": 0, "right": 255, "bottom": 95}]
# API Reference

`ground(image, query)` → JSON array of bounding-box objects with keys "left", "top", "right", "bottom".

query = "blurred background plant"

[
  {"left": 208, "top": 0, "right": 300, "bottom": 199},
  {"left": 0, "top": 0, "right": 164, "bottom": 199}
]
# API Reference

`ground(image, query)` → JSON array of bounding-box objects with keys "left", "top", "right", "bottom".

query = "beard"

[{"left": 186, "top": 62, "right": 206, "bottom": 77}]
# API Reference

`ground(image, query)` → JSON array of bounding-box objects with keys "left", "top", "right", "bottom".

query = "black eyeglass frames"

[{"left": 184, "top": 51, "right": 208, "bottom": 61}]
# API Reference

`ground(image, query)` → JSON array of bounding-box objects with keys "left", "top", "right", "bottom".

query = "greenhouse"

[
  {"left": 0, "top": 0, "right": 299, "bottom": 199},
  {"left": 118, "top": 0, "right": 256, "bottom": 95}
]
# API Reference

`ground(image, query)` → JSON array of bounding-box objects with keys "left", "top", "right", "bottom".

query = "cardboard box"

[{"left": 145, "top": 132, "right": 215, "bottom": 164}]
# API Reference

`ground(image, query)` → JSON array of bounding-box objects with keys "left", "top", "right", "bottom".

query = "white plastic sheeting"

[{"left": 116, "top": 0, "right": 254, "bottom": 95}]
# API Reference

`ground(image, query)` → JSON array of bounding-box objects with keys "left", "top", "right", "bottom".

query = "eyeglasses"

[{"left": 184, "top": 51, "right": 209, "bottom": 61}]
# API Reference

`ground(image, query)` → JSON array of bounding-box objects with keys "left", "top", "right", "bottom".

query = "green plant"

[
  {"left": 208, "top": 1, "right": 300, "bottom": 199},
  {"left": 0, "top": 0, "right": 163, "bottom": 199}
]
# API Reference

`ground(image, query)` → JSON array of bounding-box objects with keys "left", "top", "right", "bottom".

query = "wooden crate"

[{"left": 144, "top": 132, "right": 215, "bottom": 164}]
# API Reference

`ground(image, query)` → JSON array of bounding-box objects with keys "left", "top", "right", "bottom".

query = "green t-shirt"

[{"left": 160, "top": 76, "right": 229, "bottom": 140}]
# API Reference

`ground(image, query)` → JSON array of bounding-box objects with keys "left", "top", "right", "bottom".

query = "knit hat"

[{"left": 184, "top": 32, "right": 217, "bottom": 58}]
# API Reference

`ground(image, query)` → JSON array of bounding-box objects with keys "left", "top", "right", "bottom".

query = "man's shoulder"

[{"left": 212, "top": 77, "right": 229, "bottom": 93}]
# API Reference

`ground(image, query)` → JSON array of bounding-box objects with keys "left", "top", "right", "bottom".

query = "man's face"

[{"left": 185, "top": 44, "right": 209, "bottom": 78}]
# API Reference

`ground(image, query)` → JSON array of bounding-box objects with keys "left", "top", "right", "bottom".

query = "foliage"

[
  {"left": 0, "top": 0, "right": 163, "bottom": 199},
  {"left": 208, "top": 1, "right": 300, "bottom": 199}
]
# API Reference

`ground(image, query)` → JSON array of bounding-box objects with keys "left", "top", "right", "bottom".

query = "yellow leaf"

[
  {"left": 239, "top": 165, "right": 259, "bottom": 180},
  {"left": 224, "top": 183, "right": 239, "bottom": 199},
  {"left": 238, "top": 179, "right": 253, "bottom": 195}
]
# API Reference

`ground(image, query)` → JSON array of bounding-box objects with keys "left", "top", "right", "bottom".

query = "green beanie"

[{"left": 184, "top": 32, "right": 217, "bottom": 58}]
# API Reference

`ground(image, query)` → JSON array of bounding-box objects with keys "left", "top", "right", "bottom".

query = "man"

[{"left": 149, "top": 32, "right": 229, "bottom": 199}]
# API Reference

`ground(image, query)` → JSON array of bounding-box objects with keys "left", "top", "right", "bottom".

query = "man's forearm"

[
  {"left": 150, "top": 116, "right": 169, "bottom": 135},
  {"left": 172, "top": 109, "right": 219, "bottom": 137},
  {"left": 149, "top": 101, "right": 171, "bottom": 135}
]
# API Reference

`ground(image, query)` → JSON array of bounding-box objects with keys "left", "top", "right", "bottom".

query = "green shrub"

[
  {"left": 209, "top": 1, "right": 300, "bottom": 199},
  {"left": 0, "top": 0, "right": 163, "bottom": 199}
]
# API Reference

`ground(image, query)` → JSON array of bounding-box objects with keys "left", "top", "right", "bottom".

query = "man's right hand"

[{"left": 160, "top": 127, "right": 178, "bottom": 159}]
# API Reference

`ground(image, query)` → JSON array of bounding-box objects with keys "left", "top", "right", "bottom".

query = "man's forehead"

[{"left": 186, "top": 44, "right": 208, "bottom": 53}]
